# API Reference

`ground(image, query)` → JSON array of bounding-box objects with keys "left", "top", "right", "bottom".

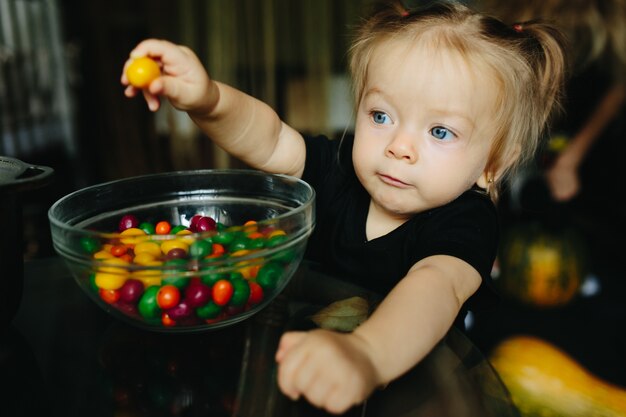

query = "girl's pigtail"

[{"left": 515, "top": 20, "right": 569, "bottom": 129}]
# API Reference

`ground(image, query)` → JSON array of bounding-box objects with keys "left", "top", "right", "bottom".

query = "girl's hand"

[
  {"left": 121, "top": 39, "right": 217, "bottom": 113},
  {"left": 275, "top": 329, "right": 381, "bottom": 414}
]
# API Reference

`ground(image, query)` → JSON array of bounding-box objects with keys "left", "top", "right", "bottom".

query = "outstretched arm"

[
  {"left": 275, "top": 254, "right": 481, "bottom": 414},
  {"left": 546, "top": 83, "right": 625, "bottom": 201},
  {"left": 121, "top": 39, "right": 306, "bottom": 177}
]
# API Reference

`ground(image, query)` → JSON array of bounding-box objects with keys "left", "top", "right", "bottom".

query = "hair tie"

[
  {"left": 401, "top": 9, "right": 409, "bottom": 17},
  {"left": 513, "top": 23, "right": 523, "bottom": 33}
]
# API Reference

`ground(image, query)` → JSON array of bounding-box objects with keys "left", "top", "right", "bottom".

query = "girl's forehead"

[
  {"left": 370, "top": 35, "right": 488, "bottom": 83},
  {"left": 367, "top": 37, "right": 496, "bottom": 99}
]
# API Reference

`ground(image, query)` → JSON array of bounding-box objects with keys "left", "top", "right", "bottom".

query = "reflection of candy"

[
  {"left": 195, "top": 216, "right": 216, "bottom": 232},
  {"left": 87, "top": 213, "right": 292, "bottom": 328}
]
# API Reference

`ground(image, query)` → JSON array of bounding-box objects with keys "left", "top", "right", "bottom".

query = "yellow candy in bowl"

[{"left": 48, "top": 169, "right": 315, "bottom": 332}]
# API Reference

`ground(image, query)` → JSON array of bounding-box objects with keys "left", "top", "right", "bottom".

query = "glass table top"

[{"left": 1, "top": 257, "right": 518, "bottom": 417}]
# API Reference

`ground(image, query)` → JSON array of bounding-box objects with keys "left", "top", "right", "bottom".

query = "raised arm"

[{"left": 121, "top": 39, "right": 306, "bottom": 177}]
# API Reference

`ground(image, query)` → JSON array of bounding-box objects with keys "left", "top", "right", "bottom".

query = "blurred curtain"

[
  {"left": 165, "top": 0, "right": 367, "bottom": 169},
  {"left": 0, "top": 0, "right": 75, "bottom": 160},
  {"left": 0, "top": 0, "right": 436, "bottom": 181}
]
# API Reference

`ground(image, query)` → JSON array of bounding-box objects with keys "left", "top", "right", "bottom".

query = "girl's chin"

[{"left": 373, "top": 198, "right": 421, "bottom": 218}]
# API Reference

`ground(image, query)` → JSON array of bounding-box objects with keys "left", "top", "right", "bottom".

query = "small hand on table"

[{"left": 275, "top": 329, "right": 382, "bottom": 414}]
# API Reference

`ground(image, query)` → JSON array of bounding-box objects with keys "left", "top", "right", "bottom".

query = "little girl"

[{"left": 122, "top": 1, "right": 566, "bottom": 414}]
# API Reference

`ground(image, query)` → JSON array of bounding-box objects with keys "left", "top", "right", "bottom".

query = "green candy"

[
  {"left": 247, "top": 238, "right": 265, "bottom": 250},
  {"left": 266, "top": 235, "right": 295, "bottom": 263},
  {"left": 199, "top": 267, "right": 228, "bottom": 287},
  {"left": 266, "top": 234, "right": 288, "bottom": 248},
  {"left": 139, "top": 222, "right": 156, "bottom": 235},
  {"left": 88, "top": 273, "right": 98, "bottom": 292},
  {"left": 230, "top": 278, "right": 251, "bottom": 306},
  {"left": 229, "top": 237, "right": 251, "bottom": 252},
  {"left": 80, "top": 237, "right": 100, "bottom": 254},
  {"left": 138, "top": 286, "right": 162, "bottom": 320},
  {"left": 189, "top": 239, "right": 213, "bottom": 259},
  {"left": 256, "top": 262, "right": 283, "bottom": 290},
  {"left": 170, "top": 225, "right": 187, "bottom": 234},
  {"left": 162, "top": 259, "right": 190, "bottom": 288},
  {"left": 212, "top": 231, "right": 235, "bottom": 245},
  {"left": 196, "top": 301, "right": 222, "bottom": 319}
]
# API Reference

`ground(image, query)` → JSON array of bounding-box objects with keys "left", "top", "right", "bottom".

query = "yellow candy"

[
  {"left": 135, "top": 275, "right": 162, "bottom": 288},
  {"left": 95, "top": 273, "right": 127, "bottom": 290},
  {"left": 95, "top": 258, "right": 130, "bottom": 290},
  {"left": 268, "top": 229, "right": 287, "bottom": 238},
  {"left": 98, "top": 257, "right": 130, "bottom": 271},
  {"left": 132, "top": 265, "right": 163, "bottom": 287},
  {"left": 133, "top": 252, "right": 157, "bottom": 265},
  {"left": 160, "top": 239, "right": 189, "bottom": 256},
  {"left": 175, "top": 229, "right": 195, "bottom": 244},
  {"left": 93, "top": 250, "right": 114, "bottom": 260},
  {"left": 236, "top": 261, "right": 261, "bottom": 279},
  {"left": 134, "top": 241, "right": 161, "bottom": 257},
  {"left": 119, "top": 227, "right": 148, "bottom": 245}
]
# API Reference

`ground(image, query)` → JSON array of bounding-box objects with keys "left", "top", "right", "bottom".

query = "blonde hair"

[{"left": 348, "top": 0, "right": 568, "bottom": 199}]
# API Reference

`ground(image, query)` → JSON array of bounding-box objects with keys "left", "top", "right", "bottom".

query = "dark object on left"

[{"left": 0, "top": 156, "right": 53, "bottom": 330}]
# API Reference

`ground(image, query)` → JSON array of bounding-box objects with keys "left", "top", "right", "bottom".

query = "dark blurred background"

[
  {"left": 2, "top": 0, "right": 625, "bottom": 404},
  {"left": 1, "top": 0, "right": 365, "bottom": 259}
]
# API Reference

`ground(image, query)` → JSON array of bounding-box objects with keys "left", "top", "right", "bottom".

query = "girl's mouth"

[{"left": 378, "top": 173, "right": 410, "bottom": 188}]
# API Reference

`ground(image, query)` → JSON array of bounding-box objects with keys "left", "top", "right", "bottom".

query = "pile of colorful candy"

[{"left": 80, "top": 214, "right": 293, "bottom": 328}]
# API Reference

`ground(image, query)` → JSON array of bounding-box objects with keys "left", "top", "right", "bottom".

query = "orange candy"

[
  {"left": 126, "top": 56, "right": 161, "bottom": 88},
  {"left": 155, "top": 221, "right": 171, "bottom": 235}
]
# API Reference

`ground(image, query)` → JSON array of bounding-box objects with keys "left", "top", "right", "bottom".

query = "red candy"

[
  {"left": 88, "top": 213, "right": 290, "bottom": 328},
  {"left": 119, "top": 279, "right": 144, "bottom": 303},
  {"left": 118, "top": 214, "right": 139, "bottom": 232},
  {"left": 100, "top": 288, "right": 121, "bottom": 304},
  {"left": 195, "top": 216, "right": 216, "bottom": 232},
  {"left": 212, "top": 280, "right": 234, "bottom": 306},
  {"left": 185, "top": 282, "right": 212, "bottom": 308},
  {"left": 189, "top": 214, "right": 203, "bottom": 231},
  {"left": 157, "top": 285, "right": 181, "bottom": 309},
  {"left": 166, "top": 300, "right": 193, "bottom": 320},
  {"left": 155, "top": 221, "right": 172, "bottom": 235}
]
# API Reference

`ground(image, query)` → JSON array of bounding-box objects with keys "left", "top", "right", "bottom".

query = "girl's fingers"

[
  {"left": 302, "top": 378, "right": 335, "bottom": 408},
  {"left": 124, "top": 85, "right": 138, "bottom": 98},
  {"left": 276, "top": 331, "right": 306, "bottom": 362},
  {"left": 142, "top": 89, "right": 161, "bottom": 112},
  {"left": 130, "top": 39, "right": 188, "bottom": 71},
  {"left": 129, "top": 39, "right": 169, "bottom": 60},
  {"left": 277, "top": 335, "right": 312, "bottom": 400}
]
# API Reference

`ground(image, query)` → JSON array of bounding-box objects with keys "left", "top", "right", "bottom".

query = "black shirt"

[{"left": 301, "top": 134, "right": 499, "bottom": 323}]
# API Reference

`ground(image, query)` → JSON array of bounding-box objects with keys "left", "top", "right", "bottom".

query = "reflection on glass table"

[{"left": 1, "top": 257, "right": 519, "bottom": 417}]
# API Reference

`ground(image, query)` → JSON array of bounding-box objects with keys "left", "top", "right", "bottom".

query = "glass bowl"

[{"left": 48, "top": 169, "right": 315, "bottom": 332}]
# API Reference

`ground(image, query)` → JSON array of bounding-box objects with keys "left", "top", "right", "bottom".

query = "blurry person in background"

[{"left": 476, "top": 0, "right": 626, "bottom": 287}]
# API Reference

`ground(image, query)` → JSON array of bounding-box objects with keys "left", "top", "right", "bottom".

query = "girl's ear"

[
  {"left": 477, "top": 145, "right": 521, "bottom": 189},
  {"left": 476, "top": 172, "right": 493, "bottom": 189}
]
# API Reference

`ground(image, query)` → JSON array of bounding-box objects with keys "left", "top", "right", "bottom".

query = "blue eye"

[
  {"left": 371, "top": 111, "right": 392, "bottom": 125},
  {"left": 430, "top": 126, "right": 454, "bottom": 141}
]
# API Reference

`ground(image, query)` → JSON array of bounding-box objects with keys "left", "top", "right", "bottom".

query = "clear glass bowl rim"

[{"left": 48, "top": 168, "right": 316, "bottom": 238}]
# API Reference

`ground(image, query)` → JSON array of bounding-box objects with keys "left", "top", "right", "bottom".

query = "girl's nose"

[{"left": 385, "top": 133, "right": 417, "bottom": 163}]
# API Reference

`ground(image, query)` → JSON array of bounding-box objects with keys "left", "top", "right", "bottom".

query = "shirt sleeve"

[
  {"left": 417, "top": 192, "right": 500, "bottom": 311},
  {"left": 301, "top": 134, "right": 337, "bottom": 190}
]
